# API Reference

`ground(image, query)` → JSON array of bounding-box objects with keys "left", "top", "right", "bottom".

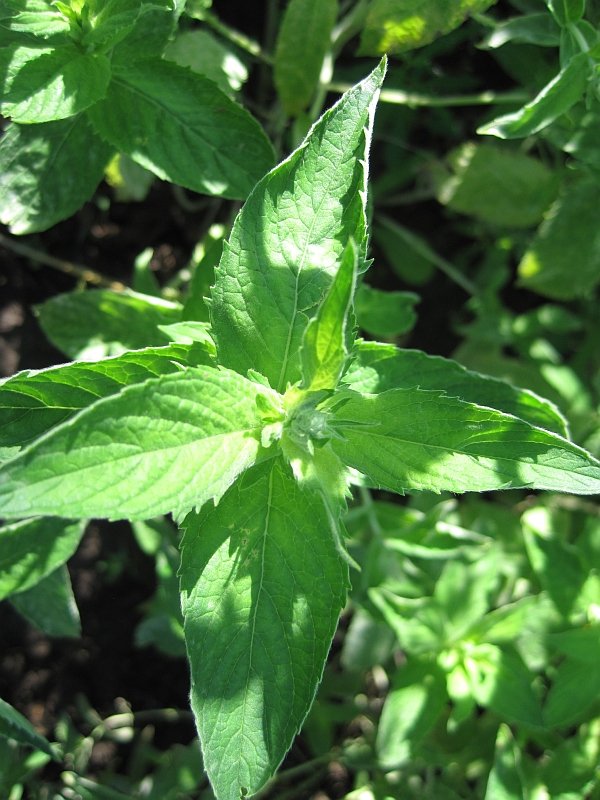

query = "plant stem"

[
  {"left": 328, "top": 84, "right": 530, "bottom": 108},
  {"left": 198, "top": 10, "right": 272, "bottom": 63},
  {"left": 0, "top": 233, "right": 125, "bottom": 290},
  {"left": 376, "top": 214, "right": 479, "bottom": 296}
]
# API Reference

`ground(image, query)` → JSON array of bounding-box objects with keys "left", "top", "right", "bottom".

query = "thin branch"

[
  {"left": 198, "top": 10, "right": 273, "bottom": 64},
  {"left": 376, "top": 214, "right": 479, "bottom": 296},
  {"left": 328, "top": 84, "right": 530, "bottom": 108},
  {"left": 0, "top": 233, "right": 125, "bottom": 290}
]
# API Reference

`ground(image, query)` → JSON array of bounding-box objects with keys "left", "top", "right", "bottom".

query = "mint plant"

[{"left": 4, "top": 56, "right": 600, "bottom": 799}]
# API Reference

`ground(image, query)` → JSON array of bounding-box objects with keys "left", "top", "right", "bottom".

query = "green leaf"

[
  {"left": 10, "top": 564, "right": 81, "bottom": 638},
  {"left": 179, "top": 459, "right": 348, "bottom": 800},
  {"left": 522, "top": 507, "right": 586, "bottom": 616},
  {"left": 36, "top": 288, "right": 182, "bottom": 359},
  {"left": 164, "top": 29, "right": 248, "bottom": 97},
  {"left": 544, "top": 656, "right": 600, "bottom": 726},
  {"left": 354, "top": 285, "right": 419, "bottom": 337},
  {"left": 464, "top": 643, "right": 544, "bottom": 726},
  {"left": 484, "top": 724, "right": 526, "bottom": 800},
  {"left": 373, "top": 222, "right": 435, "bottom": 285},
  {"left": 340, "top": 608, "right": 396, "bottom": 670},
  {"left": 434, "top": 551, "right": 498, "bottom": 642},
  {"left": 437, "top": 143, "right": 559, "bottom": 228},
  {"left": 540, "top": 717, "right": 600, "bottom": 794},
  {"left": 545, "top": 0, "right": 585, "bottom": 25},
  {"left": 0, "top": 0, "right": 70, "bottom": 37},
  {"left": 82, "top": 0, "right": 172, "bottom": 48},
  {"left": 330, "top": 388, "right": 600, "bottom": 494},
  {"left": 182, "top": 226, "right": 225, "bottom": 322},
  {"left": 343, "top": 342, "right": 569, "bottom": 437},
  {"left": 518, "top": 178, "right": 600, "bottom": 299},
  {"left": 0, "top": 697, "right": 54, "bottom": 756},
  {"left": 480, "top": 13, "right": 561, "bottom": 48},
  {"left": 359, "top": 0, "right": 497, "bottom": 55},
  {"left": 110, "top": 5, "right": 176, "bottom": 62},
  {"left": 211, "top": 61, "right": 385, "bottom": 392},
  {"left": 478, "top": 52, "right": 590, "bottom": 139},
  {"left": 547, "top": 626, "right": 600, "bottom": 662},
  {"left": 301, "top": 239, "right": 357, "bottom": 392},
  {"left": 375, "top": 659, "right": 448, "bottom": 769},
  {"left": 0, "top": 115, "right": 113, "bottom": 235},
  {"left": 0, "top": 516, "right": 86, "bottom": 601},
  {"left": 87, "top": 58, "right": 275, "bottom": 200},
  {"left": 0, "top": 367, "right": 269, "bottom": 521},
  {"left": 369, "top": 588, "right": 445, "bottom": 655},
  {"left": 273, "top": 0, "right": 338, "bottom": 116},
  {"left": 0, "top": 44, "right": 111, "bottom": 123},
  {"left": 0, "top": 342, "right": 213, "bottom": 448}
]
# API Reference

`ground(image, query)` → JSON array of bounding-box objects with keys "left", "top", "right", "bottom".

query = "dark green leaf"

[
  {"left": 179, "top": 459, "right": 348, "bottom": 800},
  {"left": 0, "top": 0, "right": 70, "bottom": 37},
  {"left": 0, "top": 342, "right": 213, "bottom": 448},
  {"left": 110, "top": 6, "right": 176, "bottom": 62},
  {"left": 211, "top": 61, "right": 385, "bottom": 392},
  {"left": 0, "top": 697, "right": 54, "bottom": 756},
  {"left": 87, "top": 58, "right": 275, "bottom": 200},
  {"left": 0, "top": 367, "right": 269, "bottom": 521},
  {"left": 0, "top": 516, "right": 86, "bottom": 601},
  {"left": 330, "top": 388, "right": 600, "bottom": 494},
  {"left": 480, "top": 13, "right": 561, "bottom": 48},
  {"left": 0, "top": 116, "right": 113, "bottom": 234},
  {"left": 10, "top": 564, "right": 81, "bottom": 638},
  {"left": 274, "top": 0, "right": 338, "bottom": 116},
  {"left": 544, "top": 657, "right": 600, "bottom": 726},
  {"left": 355, "top": 285, "right": 418, "bottom": 337},
  {"left": 478, "top": 52, "right": 590, "bottom": 138},
  {"left": 36, "top": 289, "right": 182, "bottom": 359},
  {"left": 343, "top": 343, "right": 569, "bottom": 437}
]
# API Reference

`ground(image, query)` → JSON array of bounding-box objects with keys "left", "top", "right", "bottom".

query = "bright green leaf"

[
  {"left": 547, "top": 626, "right": 600, "bottom": 662},
  {"left": 301, "top": 239, "right": 357, "bottom": 392},
  {"left": 330, "top": 388, "right": 600, "bottom": 494},
  {"left": 164, "top": 28, "right": 248, "bottom": 96},
  {"left": 36, "top": 288, "right": 182, "bottom": 359},
  {"left": 438, "top": 142, "right": 559, "bottom": 228},
  {"left": 274, "top": 0, "right": 338, "bottom": 116},
  {"left": 87, "top": 58, "right": 275, "bottom": 200},
  {"left": 211, "top": 60, "right": 385, "bottom": 392},
  {"left": 518, "top": 178, "right": 600, "bottom": 299},
  {"left": 179, "top": 459, "right": 348, "bottom": 800},
  {"left": 354, "top": 285, "right": 418, "bottom": 337},
  {"left": 544, "top": 656, "right": 600, "bottom": 726},
  {"left": 434, "top": 551, "right": 498, "bottom": 642},
  {"left": 0, "top": 115, "right": 113, "bottom": 235},
  {"left": 0, "top": 341, "right": 213, "bottom": 448},
  {"left": 0, "top": 516, "right": 86, "bottom": 601},
  {"left": 0, "top": 697, "right": 54, "bottom": 756},
  {"left": 540, "top": 717, "right": 600, "bottom": 794},
  {"left": 359, "top": 0, "right": 497, "bottom": 55},
  {"left": 484, "top": 724, "right": 526, "bottom": 800},
  {"left": 0, "top": 0, "right": 70, "bottom": 37},
  {"left": 0, "top": 367, "right": 269, "bottom": 521},
  {"left": 478, "top": 52, "right": 590, "bottom": 139},
  {"left": 10, "top": 564, "right": 81, "bottom": 638},
  {"left": 343, "top": 342, "right": 569, "bottom": 436},
  {"left": 0, "top": 44, "right": 111, "bottom": 123}
]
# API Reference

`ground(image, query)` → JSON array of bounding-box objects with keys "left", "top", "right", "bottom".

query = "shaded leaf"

[
  {"left": 480, "top": 13, "right": 561, "bottom": 48},
  {"left": 355, "top": 285, "right": 418, "bottom": 337},
  {"left": 165, "top": 28, "right": 247, "bottom": 96},
  {"left": 484, "top": 724, "right": 526, "bottom": 800},
  {"left": 0, "top": 697, "right": 54, "bottom": 756},
  {"left": 10, "top": 564, "right": 81, "bottom": 638}
]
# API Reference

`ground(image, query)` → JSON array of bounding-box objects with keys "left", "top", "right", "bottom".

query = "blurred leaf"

[
  {"left": 183, "top": 226, "right": 225, "bottom": 322},
  {"left": 480, "top": 12, "right": 561, "bottom": 48},
  {"left": 376, "top": 659, "right": 448, "bottom": 769},
  {"left": 547, "top": 626, "right": 600, "bottom": 662},
  {"left": 545, "top": 0, "right": 585, "bottom": 25},
  {"left": 10, "top": 564, "right": 81, "bottom": 638},
  {"left": 544, "top": 657, "right": 600, "bottom": 726},
  {"left": 355, "top": 285, "right": 419, "bottom": 337},
  {"left": 522, "top": 507, "right": 586, "bottom": 616},
  {"left": 0, "top": 698, "right": 54, "bottom": 757},
  {"left": 438, "top": 143, "right": 558, "bottom": 228},
  {"left": 36, "top": 289, "right": 182, "bottom": 359},
  {"left": 540, "top": 717, "right": 600, "bottom": 794},
  {"left": 104, "top": 153, "right": 154, "bottom": 202},
  {"left": 164, "top": 29, "right": 248, "bottom": 96},
  {"left": 478, "top": 52, "right": 589, "bottom": 138},
  {"left": 518, "top": 179, "right": 600, "bottom": 299},
  {"left": 0, "top": 517, "right": 86, "bottom": 600},
  {"left": 373, "top": 223, "right": 435, "bottom": 285},
  {"left": 558, "top": 107, "right": 600, "bottom": 169},
  {"left": 0, "top": 116, "right": 113, "bottom": 235},
  {"left": 484, "top": 724, "right": 526, "bottom": 800},
  {"left": 464, "top": 643, "right": 544, "bottom": 726},
  {"left": 434, "top": 551, "right": 498, "bottom": 642},
  {"left": 274, "top": 0, "right": 338, "bottom": 116},
  {"left": 132, "top": 248, "right": 161, "bottom": 296},
  {"left": 370, "top": 588, "right": 445, "bottom": 655},
  {"left": 341, "top": 608, "right": 396, "bottom": 670},
  {"left": 359, "top": 0, "right": 497, "bottom": 55}
]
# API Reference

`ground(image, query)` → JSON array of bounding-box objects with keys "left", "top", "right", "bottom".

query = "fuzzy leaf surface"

[
  {"left": 10, "top": 564, "right": 81, "bottom": 638},
  {"left": 0, "top": 342, "right": 213, "bottom": 448},
  {"left": 36, "top": 289, "right": 182, "bottom": 360},
  {"left": 343, "top": 342, "right": 568, "bottom": 437},
  {"left": 274, "top": 0, "right": 338, "bottom": 116},
  {"left": 301, "top": 239, "right": 356, "bottom": 391},
  {"left": 330, "top": 389, "right": 600, "bottom": 494},
  {"left": 211, "top": 61, "right": 385, "bottom": 392},
  {"left": 0, "top": 44, "right": 111, "bottom": 122},
  {"left": 180, "top": 459, "right": 348, "bottom": 800},
  {"left": 87, "top": 58, "right": 275, "bottom": 200},
  {"left": 0, "top": 516, "right": 86, "bottom": 601},
  {"left": 0, "top": 367, "right": 268, "bottom": 521},
  {"left": 0, "top": 116, "right": 113, "bottom": 234}
]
